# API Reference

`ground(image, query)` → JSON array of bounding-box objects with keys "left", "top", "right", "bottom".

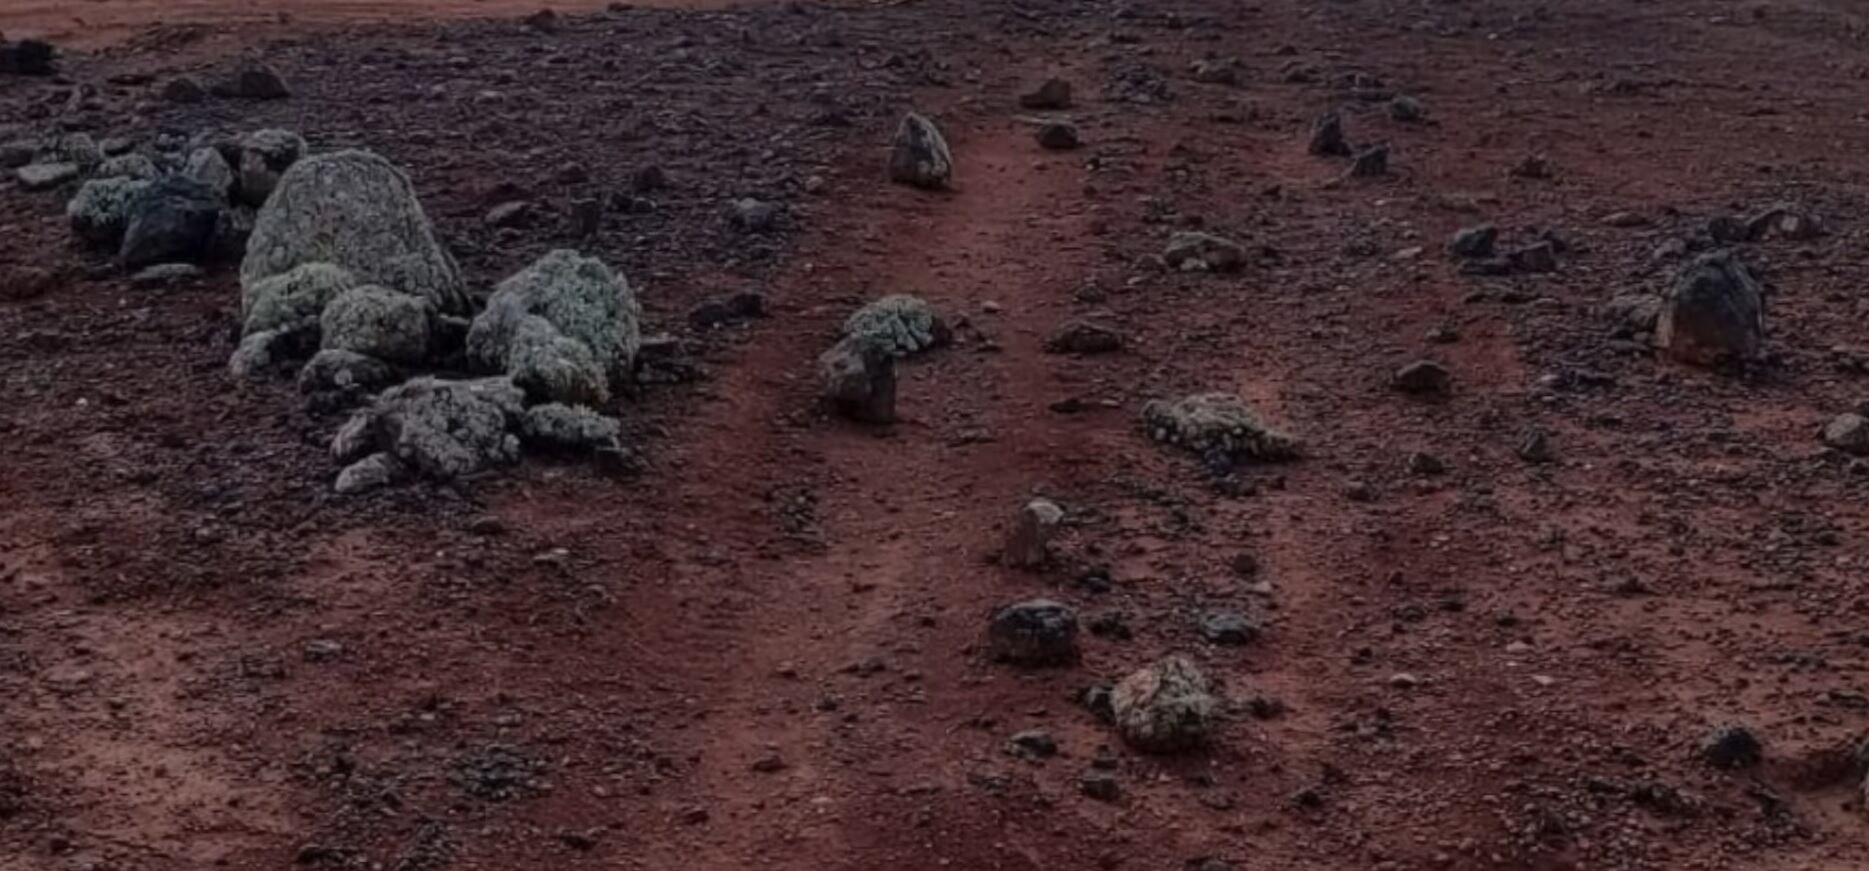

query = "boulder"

[
  {"left": 843, "top": 294, "right": 950, "bottom": 357},
  {"left": 242, "top": 149, "right": 470, "bottom": 315},
  {"left": 466, "top": 249, "right": 641, "bottom": 405},
  {"left": 184, "top": 147, "right": 237, "bottom": 202},
  {"left": 319, "top": 285, "right": 433, "bottom": 364},
  {"left": 888, "top": 113, "right": 953, "bottom": 190},
  {"left": 0, "top": 39, "right": 57, "bottom": 76},
  {"left": 298, "top": 349, "right": 398, "bottom": 395},
  {"left": 1003, "top": 498, "right": 1064, "bottom": 569},
  {"left": 243, "top": 261, "right": 357, "bottom": 336},
  {"left": 1112, "top": 656, "right": 1216, "bottom": 753},
  {"left": 66, "top": 177, "right": 152, "bottom": 247},
  {"left": 331, "top": 376, "right": 525, "bottom": 482},
  {"left": 1655, "top": 251, "right": 1763, "bottom": 366},
  {"left": 119, "top": 176, "right": 221, "bottom": 268},
  {"left": 987, "top": 600, "right": 1080, "bottom": 666},
  {"left": 1142, "top": 393, "right": 1300, "bottom": 462},
  {"left": 520, "top": 403, "right": 624, "bottom": 453},
  {"left": 1163, "top": 232, "right": 1245, "bottom": 273},
  {"left": 818, "top": 336, "right": 896, "bottom": 423},
  {"left": 235, "top": 129, "right": 307, "bottom": 207}
]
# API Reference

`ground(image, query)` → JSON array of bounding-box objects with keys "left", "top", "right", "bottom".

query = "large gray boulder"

[
  {"left": 843, "top": 294, "right": 950, "bottom": 357},
  {"left": 242, "top": 149, "right": 469, "bottom": 314},
  {"left": 319, "top": 285, "right": 433, "bottom": 364},
  {"left": 1142, "top": 393, "right": 1301, "bottom": 462},
  {"left": 1112, "top": 656, "right": 1216, "bottom": 753},
  {"left": 888, "top": 113, "right": 953, "bottom": 190},
  {"left": 467, "top": 250, "right": 641, "bottom": 405},
  {"left": 243, "top": 262, "right": 357, "bottom": 337},
  {"left": 331, "top": 376, "right": 525, "bottom": 483},
  {"left": 1656, "top": 251, "right": 1763, "bottom": 366},
  {"left": 67, "top": 177, "right": 152, "bottom": 248}
]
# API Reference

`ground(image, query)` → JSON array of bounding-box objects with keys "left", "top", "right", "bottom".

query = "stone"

[
  {"left": 1508, "top": 242, "right": 1558, "bottom": 274},
  {"left": 843, "top": 294, "right": 950, "bottom": 356},
  {"left": 331, "top": 376, "right": 525, "bottom": 481},
  {"left": 243, "top": 149, "right": 470, "bottom": 314},
  {"left": 320, "top": 285, "right": 434, "bottom": 364},
  {"left": 467, "top": 249, "right": 641, "bottom": 405},
  {"left": 1655, "top": 251, "right": 1763, "bottom": 366},
  {"left": 1198, "top": 610, "right": 1259, "bottom": 646},
  {"left": 569, "top": 197, "right": 602, "bottom": 238},
  {"left": 687, "top": 290, "right": 766, "bottom": 330},
  {"left": 128, "top": 263, "right": 205, "bottom": 289},
  {"left": 94, "top": 153, "right": 159, "bottom": 181},
  {"left": 1389, "top": 95, "right": 1425, "bottom": 122},
  {"left": 51, "top": 134, "right": 101, "bottom": 168},
  {"left": 243, "top": 261, "right": 357, "bottom": 337},
  {"left": 218, "top": 63, "right": 291, "bottom": 100},
  {"left": 1008, "top": 730, "right": 1058, "bottom": 759},
  {"left": 1747, "top": 204, "right": 1823, "bottom": 242},
  {"left": 228, "top": 329, "right": 301, "bottom": 380},
  {"left": 485, "top": 201, "right": 531, "bottom": 227},
  {"left": 211, "top": 205, "right": 256, "bottom": 262},
  {"left": 1163, "top": 232, "right": 1245, "bottom": 273},
  {"left": 0, "top": 39, "right": 57, "bottom": 76},
  {"left": 729, "top": 197, "right": 782, "bottom": 232},
  {"left": 1142, "top": 393, "right": 1300, "bottom": 462},
  {"left": 1822, "top": 413, "right": 1869, "bottom": 456},
  {"left": 1448, "top": 224, "right": 1496, "bottom": 259},
  {"left": 16, "top": 162, "right": 79, "bottom": 191},
  {"left": 986, "top": 600, "right": 1080, "bottom": 666},
  {"left": 1036, "top": 122, "right": 1081, "bottom": 151},
  {"left": 1189, "top": 57, "right": 1243, "bottom": 85},
  {"left": 1511, "top": 153, "right": 1554, "bottom": 180},
  {"left": 1112, "top": 656, "right": 1216, "bottom": 753},
  {"left": 162, "top": 76, "right": 207, "bottom": 103},
  {"left": 1699, "top": 723, "right": 1762, "bottom": 769},
  {"left": 1018, "top": 77, "right": 1072, "bottom": 110},
  {"left": 66, "top": 177, "right": 152, "bottom": 247},
  {"left": 1079, "top": 770, "right": 1120, "bottom": 801},
  {"left": 1307, "top": 111, "right": 1350, "bottom": 157},
  {"left": 119, "top": 176, "right": 221, "bottom": 268},
  {"left": 1604, "top": 293, "right": 1662, "bottom": 338},
  {"left": 236, "top": 129, "right": 308, "bottom": 207},
  {"left": 1391, "top": 360, "right": 1451, "bottom": 394},
  {"left": 520, "top": 403, "right": 624, "bottom": 454},
  {"left": 1349, "top": 144, "right": 1390, "bottom": 177},
  {"left": 819, "top": 336, "right": 896, "bottom": 424},
  {"left": 888, "top": 112, "right": 953, "bottom": 190},
  {"left": 0, "top": 141, "right": 35, "bottom": 168},
  {"left": 1044, "top": 320, "right": 1123, "bottom": 355},
  {"left": 334, "top": 452, "right": 405, "bottom": 494},
  {"left": 297, "top": 349, "right": 398, "bottom": 395},
  {"left": 0, "top": 266, "right": 54, "bottom": 302},
  {"left": 1517, "top": 427, "right": 1554, "bottom": 464},
  {"left": 1003, "top": 498, "right": 1065, "bottom": 569}
]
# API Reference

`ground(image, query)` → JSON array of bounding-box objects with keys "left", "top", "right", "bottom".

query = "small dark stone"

[
  {"left": 1448, "top": 224, "right": 1497, "bottom": 259},
  {"left": 1044, "top": 320, "right": 1123, "bottom": 354},
  {"left": 1510, "top": 153, "right": 1553, "bottom": 180},
  {"left": 1079, "top": 769, "right": 1121, "bottom": 801},
  {"left": 1699, "top": 724, "right": 1763, "bottom": 769},
  {"left": 1517, "top": 427, "right": 1554, "bottom": 464},
  {"left": 0, "top": 39, "right": 57, "bottom": 76},
  {"left": 217, "top": 63, "right": 291, "bottom": 100},
  {"left": 161, "top": 76, "right": 207, "bottom": 103},
  {"left": 1008, "top": 730, "right": 1057, "bottom": 758},
  {"left": 1036, "top": 122, "right": 1081, "bottom": 151},
  {"left": 568, "top": 197, "right": 602, "bottom": 238},
  {"left": 631, "top": 165, "right": 667, "bottom": 193},
  {"left": 988, "top": 600, "right": 1080, "bottom": 666},
  {"left": 1308, "top": 111, "right": 1351, "bottom": 157},
  {"left": 1389, "top": 95, "right": 1425, "bottom": 122},
  {"left": 1406, "top": 451, "right": 1446, "bottom": 475},
  {"left": 1198, "top": 610, "right": 1259, "bottom": 646},
  {"left": 1078, "top": 683, "right": 1115, "bottom": 722},
  {"left": 1391, "top": 360, "right": 1452, "bottom": 394},
  {"left": 1349, "top": 144, "right": 1390, "bottom": 177},
  {"left": 1019, "top": 77, "right": 1073, "bottom": 110},
  {"left": 119, "top": 176, "right": 221, "bottom": 268},
  {"left": 1508, "top": 242, "right": 1559, "bottom": 274}
]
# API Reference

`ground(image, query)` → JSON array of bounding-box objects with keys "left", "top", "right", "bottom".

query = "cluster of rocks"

[
  {"left": 1307, "top": 110, "right": 1389, "bottom": 178},
  {"left": 817, "top": 293, "right": 949, "bottom": 423},
  {"left": 1019, "top": 76, "right": 1082, "bottom": 152},
  {"left": 1446, "top": 223, "right": 1561, "bottom": 276}
]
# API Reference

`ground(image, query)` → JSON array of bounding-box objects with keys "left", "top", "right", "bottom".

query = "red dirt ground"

[{"left": 6, "top": 1, "right": 1869, "bottom": 870}]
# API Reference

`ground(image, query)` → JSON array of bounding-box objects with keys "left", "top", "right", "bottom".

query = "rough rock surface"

[
  {"left": 986, "top": 600, "right": 1080, "bottom": 666},
  {"left": 319, "top": 285, "right": 433, "bottom": 364},
  {"left": 818, "top": 336, "right": 897, "bottom": 423},
  {"left": 119, "top": 176, "right": 222, "bottom": 268},
  {"left": 184, "top": 147, "right": 236, "bottom": 201},
  {"left": 235, "top": 129, "right": 308, "bottom": 207},
  {"left": 1655, "top": 250, "right": 1763, "bottom": 366},
  {"left": 333, "top": 452, "right": 404, "bottom": 494},
  {"left": 243, "top": 262, "right": 357, "bottom": 337},
  {"left": 520, "top": 403, "right": 624, "bottom": 453},
  {"left": 1142, "top": 393, "right": 1300, "bottom": 461},
  {"left": 842, "top": 294, "right": 950, "bottom": 357},
  {"left": 1003, "top": 498, "right": 1064, "bottom": 569},
  {"left": 1821, "top": 413, "right": 1869, "bottom": 456},
  {"left": 16, "top": 162, "right": 78, "bottom": 190},
  {"left": 67, "top": 177, "right": 152, "bottom": 247},
  {"left": 1112, "top": 656, "right": 1216, "bottom": 753},
  {"left": 297, "top": 348, "right": 398, "bottom": 395},
  {"left": 1163, "top": 232, "right": 1245, "bottom": 272},
  {"left": 93, "top": 154, "right": 159, "bottom": 181},
  {"left": 331, "top": 377, "right": 525, "bottom": 482},
  {"left": 888, "top": 112, "right": 953, "bottom": 190},
  {"left": 467, "top": 249, "right": 641, "bottom": 405}
]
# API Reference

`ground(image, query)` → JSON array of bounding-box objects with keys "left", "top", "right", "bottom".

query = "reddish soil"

[{"left": 6, "top": 1, "right": 1869, "bottom": 870}]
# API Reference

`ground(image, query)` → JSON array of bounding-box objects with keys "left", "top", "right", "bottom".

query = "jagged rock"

[
  {"left": 217, "top": 63, "right": 291, "bottom": 100},
  {"left": 66, "top": 177, "right": 152, "bottom": 247},
  {"left": 1655, "top": 251, "right": 1763, "bottom": 366},
  {"left": 1003, "top": 498, "right": 1065, "bottom": 569},
  {"left": 236, "top": 129, "right": 307, "bottom": 207},
  {"left": 1036, "top": 122, "right": 1081, "bottom": 151},
  {"left": 183, "top": 147, "right": 237, "bottom": 202},
  {"left": 1044, "top": 320, "right": 1123, "bottom": 354},
  {"left": 843, "top": 294, "right": 949, "bottom": 357},
  {"left": 1517, "top": 427, "right": 1554, "bottom": 464},
  {"left": 331, "top": 376, "right": 524, "bottom": 481},
  {"left": 244, "top": 262, "right": 357, "bottom": 336},
  {"left": 467, "top": 249, "right": 641, "bottom": 405},
  {"left": 987, "top": 600, "right": 1080, "bottom": 666},
  {"left": 1350, "top": 144, "right": 1390, "bottom": 177},
  {"left": 1142, "top": 393, "right": 1300, "bottom": 461},
  {"left": 1448, "top": 224, "right": 1496, "bottom": 259},
  {"left": 1308, "top": 111, "right": 1350, "bottom": 157},
  {"left": 242, "top": 149, "right": 469, "bottom": 314},
  {"left": 334, "top": 452, "right": 405, "bottom": 494},
  {"left": 520, "top": 403, "right": 623, "bottom": 453},
  {"left": 1019, "top": 77, "right": 1073, "bottom": 109},
  {"left": 1163, "top": 232, "right": 1245, "bottom": 273},
  {"left": 162, "top": 76, "right": 207, "bottom": 103},
  {"left": 119, "top": 176, "right": 221, "bottom": 268},
  {"left": 1391, "top": 360, "right": 1452, "bottom": 394},
  {"left": 297, "top": 349, "right": 398, "bottom": 395},
  {"left": 93, "top": 153, "right": 159, "bottom": 180},
  {"left": 1112, "top": 656, "right": 1216, "bottom": 753},
  {"left": 320, "top": 285, "right": 434, "bottom": 364},
  {"left": 16, "top": 162, "right": 79, "bottom": 190},
  {"left": 888, "top": 112, "right": 953, "bottom": 190},
  {"left": 1699, "top": 723, "right": 1762, "bottom": 769},
  {"left": 819, "top": 336, "right": 896, "bottom": 423},
  {"left": 1822, "top": 413, "right": 1869, "bottom": 456},
  {"left": 1508, "top": 241, "right": 1558, "bottom": 274}
]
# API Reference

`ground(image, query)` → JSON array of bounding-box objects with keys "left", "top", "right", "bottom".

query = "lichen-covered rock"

[
  {"left": 297, "top": 349, "right": 398, "bottom": 395},
  {"left": 1112, "top": 656, "right": 1216, "bottom": 753},
  {"left": 50, "top": 133, "right": 101, "bottom": 169},
  {"left": 331, "top": 376, "right": 525, "bottom": 481},
  {"left": 987, "top": 600, "right": 1080, "bottom": 666},
  {"left": 818, "top": 336, "right": 897, "bottom": 423},
  {"left": 235, "top": 129, "right": 307, "bottom": 207},
  {"left": 334, "top": 452, "right": 405, "bottom": 494},
  {"left": 66, "top": 177, "right": 152, "bottom": 247},
  {"left": 467, "top": 249, "right": 640, "bottom": 404},
  {"left": 1142, "top": 393, "right": 1300, "bottom": 461},
  {"left": 1163, "top": 232, "right": 1245, "bottom": 273},
  {"left": 211, "top": 205, "right": 256, "bottom": 262},
  {"left": 888, "top": 112, "right": 953, "bottom": 190},
  {"left": 1656, "top": 251, "right": 1763, "bottom": 366},
  {"left": 843, "top": 294, "right": 950, "bottom": 357},
  {"left": 520, "top": 403, "right": 623, "bottom": 453},
  {"left": 93, "top": 153, "right": 159, "bottom": 181},
  {"left": 228, "top": 329, "right": 296, "bottom": 380},
  {"left": 242, "top": 149, "right": 469, "bottom": 314},
  {"left": 119, "top": 175, "right": 221, "bottom": 268},
  {"left": 183, "top": 146, "right": 236, "bottom": 202},
  {"left": 16, "top": 162, "right": 79, "bottom": 191},
  {"left": 243, "top": 262, "right": 357, "bottom": 337},
  {"left": 1044, "top": 320, "right": 1123, "bottom": 355},
  {"left": 319, "top": 285, "right": 433, "bottom": 364}
]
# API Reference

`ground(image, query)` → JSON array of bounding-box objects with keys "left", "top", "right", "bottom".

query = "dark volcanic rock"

[
  {"left": 1655, "top": 251, "right": 1763, "bottom": 366},
  {"left": 119, "top": 176, "right": 222, "bottom": 268}
]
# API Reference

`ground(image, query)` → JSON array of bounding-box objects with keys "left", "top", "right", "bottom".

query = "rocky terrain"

[{"left": 5, "top": 1, "right": 1869, "bottom": 869}]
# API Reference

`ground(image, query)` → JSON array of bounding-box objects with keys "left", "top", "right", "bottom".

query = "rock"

[
  {"left": 729, "top": 197, "right": 782, "bottom": 232},
  {"left": 1406, "top": 451, "right": 1446, "bottom": 475},
  {"left": 1604, "top": 293, "right": 1662, "bottom": 338},
  {"left": 243, "top": 149, "right": 470, "bottom": 314},
  {"left": 128, "top": 263, "right": 205, "bottom": 289},
  {"left": 1112, "top": 656, "right": 1215, "bottom": 753},
  {"left": 94, "top": 153, "right": 159, "bottom": 181},
  {"left": 0, "top": 141, "right": 35, "bottom": 168},
  {"left": 1517, "top": 427, "right": 1554, "bottom": 464},
  {"left": 986, "top": 600, "right": 1080, "bottom": 667},
  {"left": 1142, "top": 393, "right": 1301, "bottom": 462},
  {"left": 16, "top": 162, "right": 79, "bottom": 190},
  {"left": 1044, "top": 320, "right": 1123, "bottom": 355},
  {"left": 1699, "top": 723, "right": 1762, "bottom": 769},
  {"left": 523, "top": 8, "right": 562, "bottom": 32},
  {"left": 228, "top": 329, "right": 299, "bottom": 380},
  {"left": 183, "top": 147, "right": 237, "bottom": 202},
  {"left": 1391, "top": 360, "right": 1451, "bottom": 394},
  {"left": 1163, "top": 232, "right": 1246, "bottom": 273},
  {"left": 630, "top": 165, "right": 666, "bottom": 193},
  {"left": 467, "top": 249, "right": 641, "bottom": 405},
  {"left": 1018, "top": 77, "right": 1072, "bottom": 110},
  {"left": 236, "top": 129, "right": 308, "bottom": 207},
  {"left": 520, "top": 403, "right": 624, "bottom": 454},
  {"left": 1349, "top": 145, "right": 1390, "bottom": 177},
  {"left": 818, "top": 336, "right": 897, "bottom": 424},
  {"left": 1308, "top": 111, "right": 1351, "bottom": 157},
  {"left": 320, "top": 285, "right": 434, "bottom": 364},
  {"left": 331, "top": 376, "right": 525, "bottom": 481},
  {"left": 52, "top": 134, "right": 102, "bottom": 169},
  {"left": 485, "top": 201, "right": 532, "bottom": 227},
  {"left": 1008, "top": 730, "right": 1058, "bottom": 759},
  {"left": 217, "top": 63, "right": 291, "bottom": 100},
  {"left": 161, "top": 76, "right": 207, "bottom": 103},
  {"left": 1448, "top": 224, "right": 1496, "bottom": 259},
  {"left": 0, "top": 265, "right": 54, "bottom": 302},
  {"left": 297, "top": 349, "right": 398, "bottom": 395},
  {"left": 888, "top": 112, "right": 953, "bottom": 190},
  {"left": 0, "top": 39, "right": 57, "bottom": 76},
  {"left": 211, "top": 205, "right": 256, "bottom": 261},
  {"left": 1747, "top": 204, "right": 1823, "bottom": 242},
  {"left": 568, "top": 197, "right": 602, "bottom": 238},
  {"left": 1822, "top": 413, "right": 1869, "bottom": 456},
  {"left": 1198, "top": 610, "right": 1259, "bottom": 646},
  {"left": 1508, "top": 242, "right": 1558, "bottom": 274},
  {"left": 66, "top": 177, "right": 152, "bottom": 247},
  {"left": 1655, "top": 251, "right": 1763, "bottom": 366},
  {"left": 1510, "top": 153, "right": 1553, "bottom": 180},
  {"left": 119, "top": 176, "right": 221, "bottom": 268},
  {"left": 243, "top": 261, "right": 357, "bottom": 337},
  {"left": 843, "top": 294, "right": 950, "bottom": 356},
  {"left": 687, "top": 291, "right": 765, "bottom": 330},
  {"left": 1079, "top": 770, "right": 1120, "bottom": 801},
  {"left": 334, "top": 452, "right": 405, "bottom": 494},
  {"left": 1189, "top": 57, "right": 1243, "bottom": 85},
  {"left": 1003, "top": 498, "right": 1065, "bottom": 569},
  {"left": 1601, "top": 211, "right": 1647, "bottom": 228},
  {"left": 1035, "top": 122, "right": 1081, "bottom": 151},
  {"left": 1706, "top": 214, "right": 1749, "bottom": 244},
  {"left": 1389, "top": 95, "right": 1425, "bottom": 122}
]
